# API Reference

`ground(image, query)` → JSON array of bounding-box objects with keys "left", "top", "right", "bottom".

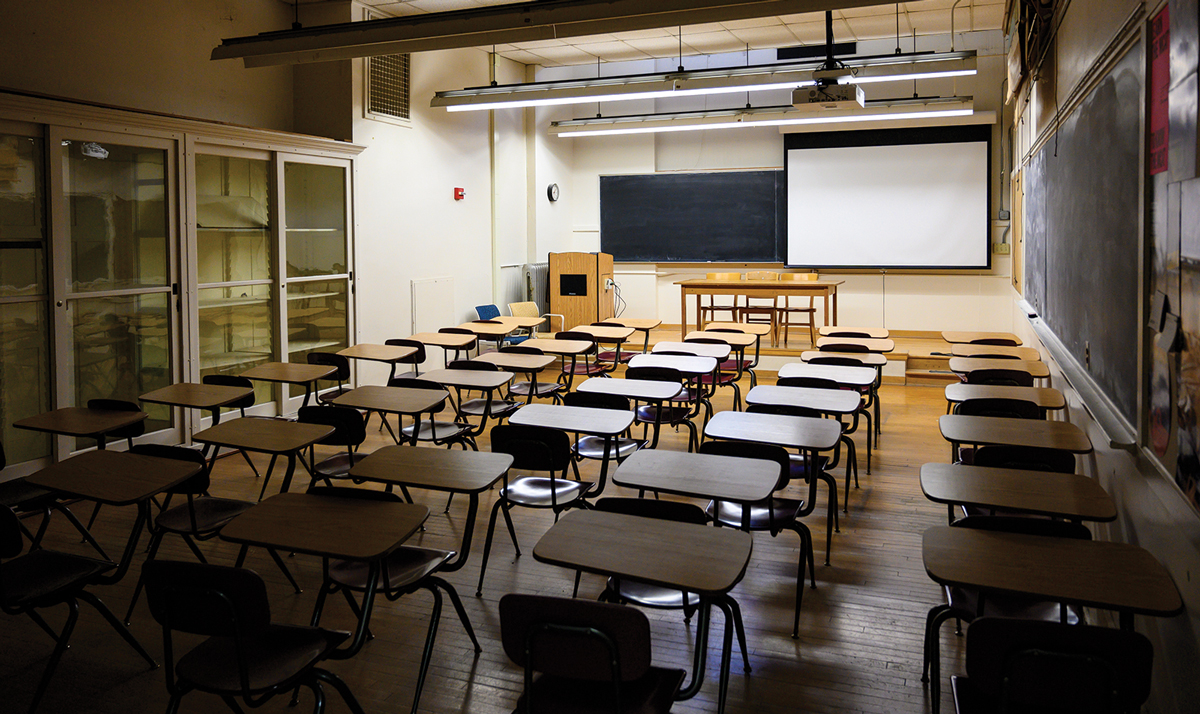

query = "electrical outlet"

[
  {"left": 993, "top": 242, "right": 1011, "bottom": 255},
  {"left": 605, "top": 279, "right": 615, "bottom": 289},
  {"left": 999, "top": 209, "right": 1011, "bottom": 220}
]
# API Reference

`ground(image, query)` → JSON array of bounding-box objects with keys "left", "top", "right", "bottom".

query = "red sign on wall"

[{"left": 1149, "top": 6, "right": 1169, "bottom": 175}]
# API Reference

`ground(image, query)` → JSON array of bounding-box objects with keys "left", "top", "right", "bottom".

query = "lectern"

[{"left": 548, "top": 252, "right": 614, "bottom": 329}]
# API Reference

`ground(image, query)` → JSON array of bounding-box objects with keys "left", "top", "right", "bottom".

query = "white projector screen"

[{"left": 786, "top": 141, "right": 989, "bottom": 268}]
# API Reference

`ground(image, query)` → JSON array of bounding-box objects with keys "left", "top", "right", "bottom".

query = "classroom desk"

[
  {"left": 612, "top": 449, "right": 777, "bottom": 511},
  {"left": 814, "top": 336, "right": 895, "bottom": 353},
  {"left": 919, "top": 463, "right": 1117, "bottom": 522},
  {"left": 458, "top": 320, "right": 519, "bottom": 352},
  {"left": 491, "top": 315, "right": 546, "bottom": 330},
  {"left": 27, "top": 450, "right": 201, "bottom": 585},
  {"left": 941, "top": 331, "right": 1022, "bottom": 345},
  {"left": 240, "top": 361, "right": 336, "bottom": 409},
  {"left": 704, "top": 322, "right": 772, "bottom": 336},
  {"left": 14, "top": 406, "right": 148, "bottom": 450},
  {"left": 949, "top": 343, "right": 1041, "bottom": 360},
  {"left": 577, "top": 376, "right": 682, "bottom": 448},
  {"left": 947, "top": 357, "right": 1050, "bottom": 379},
  {"left": 418, "top": 368, "right": 514, "bottom": 434},
  {"left": 220, "top": 492, "right": 429, "bottom": 659},
  {"left": 139, "top": 382, "right": 253, "bottom": 426},
  {"left": 653, "top": 340, "right": 732, "bottom": 361},
  {"left": 778, "top": 362, "right": 877, "bottom": 388},
  {"left": 533, "top": 509, "right": 753, "bottom": 714},
  {"left": 192, "top": 419, "right": 334, "bottom": 500},
  {"left": 628, "top": 352, "right": 718, "bottom": 376},
  {"left": 509, "top": 403, "right": 634, "bottom": 496},
  {"left": 337, "top": 342, "right": 418, "bottom": 372},
  {"left": 686, "top": 330, "right": 757, "bottom": 348},
  {"left": 800, "top": 350, "right": 888, "bottom": 367},
  {"left": 938, "top": 415, "right": 1093, "bottom": 460},
  {"left": 407, "top": 331, "right": 479, "bottom": 367},
  {"left": 331, "top": 385, "right": 449, "bottom": 445},
  {"left": 676, "top": 278, "right": 844, "bottom": 338},
  {"left": 567, "top": 324, "right": 636, "bottom": 342},
  {"left": 700, "top": 325, "right": 768, "bottom": 374},
  {"left": 472, "top": 352, "right": 557, "bottom": 403},
  {"left": 818, "top": 326, "right": 889, "bottom": 338},
  {"left": 943, "top": 383, "right": 1066, "bottom": 411},
  {"left": 607, "top": 317, "right": 662, "bottom": 352},
  {"left": 746, "top": 385, "right": 861, "bottom": 416}
]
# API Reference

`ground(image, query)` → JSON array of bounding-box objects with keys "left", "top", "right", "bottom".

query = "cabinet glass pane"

[
  {"left": 62, "top": 140, "right": 168, "bottom": 292},
  {"left": 1, "top": 301, "right": 50, "bottom": 463},
  {"left": 196, "top": 155, "right": 272, "bottom": 284},
  {"left": 71, "top": 293, "right": 171, "bottom": 435},
  {"left": 199, "top": 284, "right": 274, "bottom": 406},
  {"left": 0, "top": 134, "right": 47, "bottom": 295},
  {"left": 287, "top": 279, "right": 347, "bottom": 398},
  {"left": 284, "top": 163, "right": 346, "bottom": 278}
]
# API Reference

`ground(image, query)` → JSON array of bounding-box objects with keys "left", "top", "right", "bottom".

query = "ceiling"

[{"left": 338, "top": 0, "right": 1005, "bottom": 67}]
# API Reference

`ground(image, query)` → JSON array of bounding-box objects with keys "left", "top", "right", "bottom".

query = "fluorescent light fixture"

[
  {"left": 432, "top": 52, "right": 975, "bottom": 112},
  {"left": 549, "top": 97, "right": 978, "bottom": 137}
]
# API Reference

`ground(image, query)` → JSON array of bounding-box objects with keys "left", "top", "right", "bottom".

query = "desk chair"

[
  {"left": 561, "top": 392, "right": 643, "bottom": 467},
  {"left": 706, "top": 327, "right": 760, "bottom": 389},
  {"left": 307, "top": 352, "right": 353, "bottom": 404},
  {"left": 478, "top": 304, "right": 530, "bottom": 346},
  {"left": 685, "top": 336, "right": 745, "bottom": 411},
  {"left": 509, "top": 301, "right": 562, "bottom": 338},
  {"left": 384, "top": 338, "right": 427, "bottom": 381},
  {"left": 0, "top": 440, "right": 107, "bottom": 557},
  {"left": 778, "top": 375, "right": 864, "bottom": 499},
  {"left": 499, "top": 593, "right": 686, "bottom": 714},
  {"left": 143, "top": 560, "right": 367, "bottom": 714},
  {"left": 740, "top": 271, "right": 780, "bottom": 345},
  {"left": 297, "top": 405, "right": 369, "bottom": 490},
  {"left": 502, "top": 345, "right": 565, "bottom": 403},
  {"left": 201, "top": 374, "right": 270, "bottom": 476},
  {"left": 438, "top": 326, "right": 479, "bottom": 363},
  {"left": 388, "top": 377, "right": 476, "bottom": 450},
  {"left": 778, "top": 272, "right": 818, "bottom": 347},
  {"left": 699, "top": 272, "right": 742, "bottom": 329},
  {"left": 555, "top": 330, "right": 604, "bottom": 389},
  {"left": 592, "top": 321, "right": 639, "bottom": 367},
  {"left": 626, "top": 365, "right": 699, "bottom": 451},
  {"left": 83, "top": 398, "right": 145, "bottom": 529},
  {"left": 810, "top": 352, "right": 882, "bottom": 444}
]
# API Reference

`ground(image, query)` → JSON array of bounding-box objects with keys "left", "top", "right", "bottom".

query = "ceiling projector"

[{"left": 793, "top": 83, "right": 865, "bottom": 111}]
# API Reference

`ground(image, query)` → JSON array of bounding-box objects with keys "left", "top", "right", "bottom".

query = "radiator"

[
  {"left": 498, "top": 265, "right": 526, "bottom": 310},
  {"left": 524, "top": 262, "right": 549, "bottom": 314}
]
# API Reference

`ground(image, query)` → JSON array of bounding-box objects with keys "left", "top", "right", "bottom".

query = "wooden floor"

[{"left": 0, "top": 374, "right": 964, "bottom": 714}]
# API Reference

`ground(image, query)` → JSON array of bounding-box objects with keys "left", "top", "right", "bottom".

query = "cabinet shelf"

[{"left": 288, "top": 339, "right": 342, "bottom": 354}]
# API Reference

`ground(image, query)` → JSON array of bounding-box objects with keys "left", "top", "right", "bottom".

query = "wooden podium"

[{"left": 548, "top": 252, "right": 614, "bottom": 329}]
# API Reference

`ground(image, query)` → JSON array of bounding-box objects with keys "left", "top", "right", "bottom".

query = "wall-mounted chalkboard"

[
  {"left": 600, "top": 171, "right": 785, "bottom": 262},
  {"left": 1022, "top": 41, "right": 1142, "bottom": 423}
]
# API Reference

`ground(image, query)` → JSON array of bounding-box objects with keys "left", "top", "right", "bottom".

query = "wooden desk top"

[
  {"left": 220, "top": 492, "right": 429, "bottom": 562},
  {"left": 704, "top": 322, "right": 772, "bottom": 336},
  {"left": 919, "top": 463, "right": 1116, "bottom": 521},
  {"left": 777, "top": 362, "right": 876, "bottom": 387},
  {"left": 941, "top": 331, "right": 1023, "bottom": 345},
  {"left": 193, "top": 418, "right": 334, "bottom": 453},
  {"left": 938, "top": 415, "right": 1093, "bottom": 453},
  {"left": 27, "top": 450, "right": 201, "bottom": 506},
  {"left": 577, "top": 377, "right": 682, "bottom": 401},
  {"left": 350, "top": 445, "right": 513, "bottom": 493},
  {"left": 241, "top": 362, "right": 336, "bottom": 385},
  {"left": 677, "top": 278, "right": 843, "bottom": 290},
  {"left": 337, "top": 343, "right": 418, "bottom": 363},
  {"left": 408, "top": 332, "right": 477, "bottom": 348},
  {"left": 612, "top": 449, "right": 778, "bottom": 504},
  {"left": 332, "top": 385, "right": 448, "bottom": 414},
  {"left": 609, "top": 318, "right": 662, "bottom": 331},
  {"left": 520, "top": 338, "right": 593, "bottom": 355},
  {"left": 567, "top": 325, "right": 636, "bottom": 341},
  {"left": 492, "top": 315, "right": 546, "bottom": 329},
  {"left": 14, "top": 406, "right": 148, "bottom": 439},
  {"left": 948, "top": 357, "right": 1050, "bottom": 378},
  {"left": 139, "top": 383, "right": 253, "bottom": 410},
  {"left": 627, "top": 353, "right": 718, "bottom": 376},
  {"left": 944, "top": 383, "right": 1066, "bottom": 409},
  {"left": 686, "top": 330, "right": 757, "bottom": 347},
  {"left": 419, "top": 368, "right": 514, "bottom": 390},
  {"left": 457, "top": 321, "right": 515, "bottom": 338},
  {"left": 815, "top": 336, "right": 895, "bottom": 353},
  {"left": 705, "top": 410, "right": 841, "bottom": 451},
  {"left": 534, "top": 510, "right": 753, "bottom": 596},
  {"left": 950, "top": 344, "right": 1041, "bottom": 360},
  {"left": 922, "top": 526, "right": 1182, "bottom": 617},
  {"left": 473, "top": 352, "right": 557, "bottom": 372},
  {"left": 818, "top": 326, "right": 889, "bottom": 338},
  {"left": 510, "top": 403, "right": 634, "bottom": 436},
  {"left": 800, "top": 350, "right": 887, "bottom": 367},
  {"left": 652, "top": 341, "right": 731, "bottom": 360},
  {"left": 746, "top": 385, "right": 862, "bottom": 415}
]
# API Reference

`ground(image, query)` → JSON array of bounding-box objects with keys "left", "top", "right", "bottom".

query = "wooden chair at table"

[
  {"left": 437, "top": 326, "right": 479, "bottom": 363},
  {"left": 950, "top": 617, "right": 1152, "bottom": 714},
  {"left": 778, "top": 272, "right": 819, "bottom": 347},
  {"left": 561, "top": 391, "right": 644, "bottom": 469},
  {"left": 555, "top": 330, "right": 604, "bottom": 390},
  {"left": 121, "top": 444, "right": 301, "bottom": 625},
  {"left": 499, "top": 593, "right": 686, "bottom": 714},
  {"left": 387, "top": 377, "right": 477, "bottom": 450},
  {"left": 740, "top": 270, "right": 781, "bottom": 345},
  {"left": 922, "top": 515, "right": 1093, "bottom": 714},
  {"left": 699, "top": 272, "right": 742, "bottom": 329},
  {"left": 306, "top": 352, "right": 353, "bottom": 404},
  {"left": 296, "top": 405, "right": 369, "bottom": 493},
  {"left": 625, "top": 365, "right": 700, "bottom": 451},
  {"left": 592, "top": 321, "right": 639, "bottom": 369},
  {"left": 502, "top": 344, "right": 565, "bottom": 403}
]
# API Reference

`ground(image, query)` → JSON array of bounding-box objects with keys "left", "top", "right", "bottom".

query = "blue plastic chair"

[{"left": 475, "top": 305, "right": 529, "bottom": 345}]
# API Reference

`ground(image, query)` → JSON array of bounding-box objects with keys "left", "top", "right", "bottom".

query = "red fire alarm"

[{"left": 453, "top": 187, "right": 465, "bottom": 200}]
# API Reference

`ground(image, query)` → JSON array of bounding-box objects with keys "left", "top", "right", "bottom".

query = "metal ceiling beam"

[{"left": 212, "top": 0, "right": 897, "bottom": 67}]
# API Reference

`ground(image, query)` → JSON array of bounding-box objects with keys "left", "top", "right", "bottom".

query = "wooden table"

[
  {"left": 800, "top": 350, "right": 887, "bottom": 367},
  {"left": 950, "top": 343, "right": 1041, "bottom": 360},
  {"left": 473, "top": 352, "right": 557, "bottom": 404},
  {"left": 941, "top": 331, "right": 1022, "bottom": 345},
  {"left": 778, "top": 362, "right": 876, "bottom": 388},
  {"left": 944, "top": 383, "right": 1066, "bottom": 410},
  {"left": 519, "top": 337, "right": 594, "bottom": 356},
  {"left": 408, "top": 331, "right": 478, "bottom": 350},
  {"left": 456, "top": 320, "right": 517, "bottom": 339},
  {"left": 814, "top": 336, "right": 895, "bottom": 353},
  {"left": 332, "top": 385, "right": 449, "bottom": 445},
  {"left": 491, "top": 315, "right": 546, "bottom": 330},
  {"left": 612, "top": 449, "right": 777, "bottom": 507},
  {"left": 818, "top": 326, "right": 889, "bottom": 338},
  {"left": 938, "top": 414, "right": 1093, "bottom": 455},
  {"left": 510, "top": 403, "right": 634, "bottom": 496},
  {"left": 687, "top": 330, "right": 756, "bottom": 348},
  {"left": 337, "top": 342, "right": 418, "bottom": 367},
  {"left": 746, "top": 385, "right": 861, "bottom": 416},
  {"left": 14, "top": 406, "right": 148, "bottom": 450},
  {"left": 608, "top": 318, "right": 662, "bottom": 352},
  {"left": 240, "top": 361, "right": 336, "bottom": 409},
  {"left": 192, "top": 419, "right": 334, "bottom": 499},
  {"left": 139, "top": 382, "right": 253, "bottom": 426},
  {"left": 676, "top": 278, "right": 843, "bottom": 338},
  {"left": 653, "top": 340, "right": 731, "bottom": 361},
  {"left": 27, "top": 450, "right": 201, "bottom": 584},
  {"left": 705, "top": 410, "right": 842, "bottom": 452},
  {"left": 567, "top": 324, "right": 635, "bottom": 342},
  {"left": 948, "top": 357, "right": 1050, "bottom": 379},
  {"left": 704, "top": 322, "right": 771, "bottom": 336},
  {"left": 220, "top": 491, "right": 429, "bottom": 658},
  {"left": 419, "top": 368, "right": 514, "bottom": 432},
  {"left": 533, "top": 509, "right": 753, "bottom": 714},
  {"left": 919, "top": 463, "right": 1117, "bottom": 522},
  {"left": 349, "top": 445, "right": 513, "bottom": 571},
  {"left": 628, "top": 353, "right": 718, "bottom": 377},
  {"left": 577, "top": 376, "right": 682, "bottom": 448}
]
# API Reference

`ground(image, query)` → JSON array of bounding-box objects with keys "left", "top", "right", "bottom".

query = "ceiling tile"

[
  {"left": 404, "top": 0, "right": 487, "bottom": 13},
  {"left": 727, "top": 25, "right": 800, "bottom": 48},
  {"left": 784, "top": 21, "right": 832, "bottom": 45},
  {"left": 616, "top": 27, "right": 677, "bottom": 40},
  {"left": 684, "top": 23, "right": 728, "bottom": 34},
  {"left": 526, "top": 44, "right": 598, "bottom": 63},
  {"left": 720, "top": 16, "right": 784, "bottom": 30},
  {"left": 905, "top": 9, "right": 954, "bottom": 35},
  {"left": 903, "top": 0, "right": 958, "bottom": 11},
  {"left": 971, "top": 4, "right": 1005, "bottom": 29},
  {"left": 680, "top": 31, "right": 756, "bottom": 55},
  {"left": 623, "top": 35, "right": 692, "bottom": 56},
  {"left": 497, "top": 49, "right": 551, "bottom": 65},
  {"left": 508, "top": 38, "right": 569, "bottom": 50}
]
